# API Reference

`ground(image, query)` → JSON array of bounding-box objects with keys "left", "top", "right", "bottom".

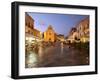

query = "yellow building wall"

[
  {"left": 44, "top": 30, "right": 55, "bottom": 42},
  {"left": 33, "top": 29, "right": 40, "bottom": 38},
  {"left": 25, "top": 26, "right": 41, "bottom": 39}
]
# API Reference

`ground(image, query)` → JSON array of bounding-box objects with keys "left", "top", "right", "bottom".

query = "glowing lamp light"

[{"left": 26, "top": 37, "right": 35, "bottom": 43}]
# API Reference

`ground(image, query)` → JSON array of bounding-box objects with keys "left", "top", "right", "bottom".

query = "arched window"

[
  {"left": 49, "top": 38, "right": 51, "bottom": 41},
  {"left": 49, "top": 32, "right": 52, "bottom": 35}
]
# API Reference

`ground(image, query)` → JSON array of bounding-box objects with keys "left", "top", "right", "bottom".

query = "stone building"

[
  {"left": 25, "top": 13, "right": 41, "bottom": 42},
  {"left": 33, "top": 29, "right": 41, "bottom": 38},
  {"left": 25, "top": 13, "right": 34, "bottom": 35},
  {"left": 67, "top": 28, "right": 79, "bottom": 43},
  {"left": 56, "top": 34, "right": 65, "bottom": 42},
  {"left": 76, "top": 17, "right": 89, "bottom": 42},
  {"left": 67, "top": 17, "right": 89, "bottom": 43},
  {"left": 44, "top": 25, "right": 56, "bottom": 42}
]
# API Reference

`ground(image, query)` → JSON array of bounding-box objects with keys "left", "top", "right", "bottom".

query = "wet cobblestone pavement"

[{"left": 25, "top": 42, "right": 89, "bottom": 68}]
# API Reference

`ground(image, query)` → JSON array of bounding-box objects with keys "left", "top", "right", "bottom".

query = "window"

[
  {"left": 49, "top": 38, "right": 51, "bottom": 41},
  {"left": 49, "top": 32, "right": 52, "bottom": 35}
]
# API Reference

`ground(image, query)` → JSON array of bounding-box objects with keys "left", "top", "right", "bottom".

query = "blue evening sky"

[{"left": 27, "top": 12, "right": 88, "bottom": 37}]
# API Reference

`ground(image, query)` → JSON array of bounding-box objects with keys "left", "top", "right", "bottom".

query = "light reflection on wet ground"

[{"left": 25, "top": 42, "right": 89, "bottom": 68}]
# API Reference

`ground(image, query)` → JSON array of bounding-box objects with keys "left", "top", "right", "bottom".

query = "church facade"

[{"left": 44, "top": 25, "right": 56, "bottom": 42}]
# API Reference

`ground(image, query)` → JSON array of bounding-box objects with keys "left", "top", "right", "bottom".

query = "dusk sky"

[{"left": 27, "top": 12, "right": 88, "bottom": 37}]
